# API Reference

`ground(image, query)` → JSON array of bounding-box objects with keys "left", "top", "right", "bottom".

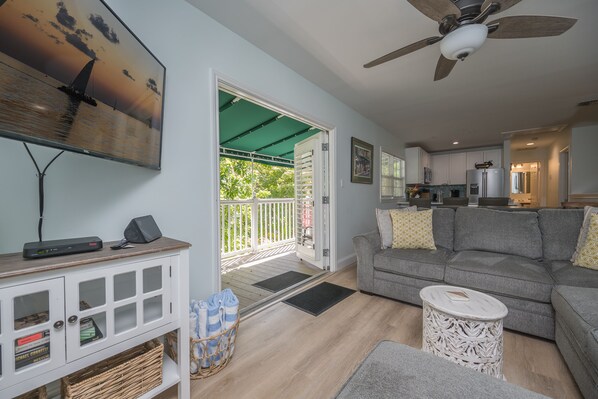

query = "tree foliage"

[{"left": 220, "top": 157, "right": 295, "bottom": 200}]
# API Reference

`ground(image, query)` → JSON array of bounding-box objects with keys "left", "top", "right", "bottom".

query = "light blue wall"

[
  {"left": 0, "top": 0, "right": 404, "bottom": 299},
  {"left": 570, "top": 125, "right": 598, "bottom": 195}
]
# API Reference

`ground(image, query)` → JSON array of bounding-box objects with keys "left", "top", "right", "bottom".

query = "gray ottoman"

[{"left": 335, "top": 341, "right": 547, "bottom": 399}]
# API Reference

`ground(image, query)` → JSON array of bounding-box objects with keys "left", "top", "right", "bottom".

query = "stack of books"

[
  {"left": 15, "top": 330, "right": 50, "bottom": 370},
  {"left": 80, "top": 316, "right": 103, "bottom": 345}
]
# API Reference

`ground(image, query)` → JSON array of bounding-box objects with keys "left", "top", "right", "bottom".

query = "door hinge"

[
  {"left": 322, "top": 143, "right": 329, "bottom": 151},
  {"left": 322, "top": 196, "right": 329, "bottom": 204},
  {"left": 323, "top": 249, "right": 329, "bottom": 257}
]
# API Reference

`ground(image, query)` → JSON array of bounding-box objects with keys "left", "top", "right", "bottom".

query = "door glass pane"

[
  {"left": 14, "top": 329, "right": 50, "bottom": 371},
  {"left": 14, "top": 291, "right": 49, "bottom": 330},
  {"left": 143, "top": 266, "right": 162, "bottom": 293},
  {"left": 79, "top": 278, "right": 106, "bottom": 310},
  {"left": 143, "top": 295, "right": 163, "bottom": 324},
  {"left": 115, "top": 303, "right": 136, "bottom": 335},
  {"left": 79, "top": 312, "right": 105, "bottom": 347},
  {"left": 114, "top": 271, "right": 136, "bottom": 301}
]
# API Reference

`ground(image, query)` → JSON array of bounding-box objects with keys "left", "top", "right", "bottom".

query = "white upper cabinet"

[
  {"left": 466, "top": 149, "right": 502, "bottom": 170},
  {"left": 448, "top": 152, "right": 467, "bottom": 184},
  {"left": 406, "top": 147, "right": 430, "bottom": 184},
  {"left": 431, "top": 155, "right": 449, "bottom": 185}
]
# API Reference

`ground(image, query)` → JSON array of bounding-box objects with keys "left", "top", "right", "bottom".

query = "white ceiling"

[{"left": 187, "top": 0, "right": 598, "bottom": 152}]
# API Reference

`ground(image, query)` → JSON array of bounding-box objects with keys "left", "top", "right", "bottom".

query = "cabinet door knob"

[
  {"left": 54, "top": 320, "right": 65, "bottom": 329},
  {"left": 68, "top": 315, "right": 78, "bottom": 324}
]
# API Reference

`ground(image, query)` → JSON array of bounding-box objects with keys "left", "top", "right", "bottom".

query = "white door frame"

[{"left": 209, "top": 70, "right": 337, "bottom": 292}]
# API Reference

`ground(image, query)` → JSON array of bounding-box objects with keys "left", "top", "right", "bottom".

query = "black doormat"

[
  {"left": 252, "top": 271, "right": 312, "bottom": 292},
  {"left": 283, "top": 282, "right": 355, "bottom": 316}
]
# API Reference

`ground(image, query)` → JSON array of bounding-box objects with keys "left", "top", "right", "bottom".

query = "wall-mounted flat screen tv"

[{"left": 0, "top": 0, "right": 165, "bottom": 169}]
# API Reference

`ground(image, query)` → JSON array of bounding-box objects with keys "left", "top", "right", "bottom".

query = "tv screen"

[{"left": 0, "top": 0, "right": 165, "bottom": 169}]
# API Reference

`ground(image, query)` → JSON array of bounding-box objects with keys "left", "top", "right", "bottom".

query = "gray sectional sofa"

[{"left": 353, "top": 207, "right": 598, "bottom": 398}]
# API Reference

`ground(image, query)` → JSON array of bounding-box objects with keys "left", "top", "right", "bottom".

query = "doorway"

[{"left": 214, "top": 81, "right": 332, "bottom": 312}]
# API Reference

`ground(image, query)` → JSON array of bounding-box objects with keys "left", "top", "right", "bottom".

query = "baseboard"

[{"left": 336, "top": 253, "right": 356, "bottom": 270}]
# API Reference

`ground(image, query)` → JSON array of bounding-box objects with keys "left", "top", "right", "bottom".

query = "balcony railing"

[{"left": 220, "top": 198, "right": 295, "bottom": 258}]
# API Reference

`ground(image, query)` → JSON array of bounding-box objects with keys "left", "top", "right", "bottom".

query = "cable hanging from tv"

[{"left": 23, "top": 143, "right": 64, "bottom": 242}]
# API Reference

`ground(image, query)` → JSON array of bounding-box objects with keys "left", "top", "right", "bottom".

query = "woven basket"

[
  {"left": 190, "top": 318, "right": 239, "bottom": 379},
  {"left": 62, "top": 339, "right": 163, "bottom": 399},
  {"left": 15, "top": 385, "right": 47, "bottom": 399}
]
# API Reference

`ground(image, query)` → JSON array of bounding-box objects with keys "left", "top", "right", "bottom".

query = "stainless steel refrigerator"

[{"left": 466, "top": 168, "right": 504, "bottom": 204}]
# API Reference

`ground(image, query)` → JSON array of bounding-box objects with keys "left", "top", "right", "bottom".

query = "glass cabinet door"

[
  {"left": 0, "top": 278, "right": 65, "bottom": 390},
  {"left": 65, "top": 257, "right": 172, "bottom": 362}
]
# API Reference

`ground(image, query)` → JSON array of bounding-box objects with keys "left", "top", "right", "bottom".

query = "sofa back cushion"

[
  {"left": 454, "top": 207, "right": 543, "bottom": 259},
  {"left": 432, "top": 208, "right": 455, "bottom": 251},
  {"left": 538, "top": 209, "right": 584, "bottom": 261}
]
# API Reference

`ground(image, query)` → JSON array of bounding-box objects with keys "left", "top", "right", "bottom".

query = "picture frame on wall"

[{"left": 351, "top": 137, "right": 374, "bottom": 184}]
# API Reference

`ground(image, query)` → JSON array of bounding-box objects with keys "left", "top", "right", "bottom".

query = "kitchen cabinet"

[
  {"left": 431, "top": 153, "right": 466, "bottom": 185},
  {"left": 466, "top": 149, "right": 502, "bottom": 170},
  {"left": 406, "top": 147, "right": 430, "bottom": 184},
  {"left": 0, "top": 238, "right": 190, "bottom": 399},
  {"left": 431, "top": 154, "right": 449, "bottom": 185}
]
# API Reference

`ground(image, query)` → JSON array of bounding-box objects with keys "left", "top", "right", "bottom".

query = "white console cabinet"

[{"left": 0, "top": 237, "right": 190, "bottom": 399}]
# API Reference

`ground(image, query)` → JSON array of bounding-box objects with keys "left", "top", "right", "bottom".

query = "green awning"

[{"left": 219, "top": 90, "right": 320, "bottom": 167}]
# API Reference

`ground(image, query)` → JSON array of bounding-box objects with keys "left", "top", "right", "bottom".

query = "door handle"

[
  {"left": 68, "top": 315, "right": 78, "bottom": 324},
  {"left": 54, "top": 320, "right": 65, "bottom": 330}
]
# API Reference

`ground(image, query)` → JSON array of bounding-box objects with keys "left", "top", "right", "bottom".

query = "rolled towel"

[
  {"left": 196, "top": 301, "right": 209, "bottom": 340},
  {"left": 221, "top": 288, "right": 239, "bottom": 330}
]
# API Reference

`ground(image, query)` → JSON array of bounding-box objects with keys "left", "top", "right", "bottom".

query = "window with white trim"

[{"left": 381, "top": 151, "right": 405, "bottom": 201}]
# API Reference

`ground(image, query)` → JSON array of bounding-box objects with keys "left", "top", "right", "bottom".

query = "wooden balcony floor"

[{"left": 221, "top": 244, "right": 323, "bottom": 310}]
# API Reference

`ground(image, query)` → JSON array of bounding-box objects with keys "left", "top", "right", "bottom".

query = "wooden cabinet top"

[{"left": 0, "top": 237, "right": 190, "bottom": 280}]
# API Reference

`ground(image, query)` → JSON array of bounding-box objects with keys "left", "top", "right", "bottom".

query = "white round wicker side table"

[{"left": 420, "top": 285, "right": 508, "bottom": 379}]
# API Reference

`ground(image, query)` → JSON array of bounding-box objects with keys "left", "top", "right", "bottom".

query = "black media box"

[{"left": 23, "top": 236, "right": 103, "bottom": 259}]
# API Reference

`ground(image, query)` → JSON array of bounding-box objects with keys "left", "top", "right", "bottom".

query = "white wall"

[
  {"left": 570, "top": 125, "right": 598, "bottom": 196},
  {"left": 0, "top": 0, "right": 403, "bottom": 299}
]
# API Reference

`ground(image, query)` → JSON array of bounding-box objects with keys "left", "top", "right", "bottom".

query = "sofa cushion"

[
  {"left": 374, "top": 248, "right": 451, "bottom": 281},
  {"left": 376, "top": 206, "right": 416, "bottom": 249},
  {"left": 552, "top": 286, "right": 598, "bottom": 355},
  {"left": 390, "top": 209, "right": 436, "bottom": 250},
  {"left": 454, "top": 207, "right": 543, "bottom": 259},
  {"left": 432, "top": 208, "right": 455, "bottom": 251},
  {"left": 445, "top": 251, "right": 553, "bottom": 302},
  {"left": 572, "top": 206, "right": 598, "bottom": 263},
  {"left": 587, "top": 329, "right": 598, "bottom": 374},
  {"left": 547, "top": 260, "right": 598, "bottom": 288},
  {"left": 574, "top": 213, "right": 598, "bottom": 269},
  {"left": 538, "top": 209, "right": 584, "bottom": 261}
]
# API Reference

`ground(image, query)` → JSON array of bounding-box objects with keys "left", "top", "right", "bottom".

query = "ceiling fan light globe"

[{"left": 440, "top": 24, "right": 489, "bottom": 60}]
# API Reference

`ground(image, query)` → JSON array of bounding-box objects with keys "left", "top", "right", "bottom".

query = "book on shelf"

[
  {"left": 80, "top": 316, "right": 104, "bottom": 345},
  {"left": 445, "top": 290, "right": 470, "bottom": 301},
  {"left": 14, "top": 330, "right": 51, "bottom": 370}
]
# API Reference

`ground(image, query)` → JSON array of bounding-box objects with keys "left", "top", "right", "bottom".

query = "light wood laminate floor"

[{"left": 159, "top": 266, "right": 582, "bottom": 399}]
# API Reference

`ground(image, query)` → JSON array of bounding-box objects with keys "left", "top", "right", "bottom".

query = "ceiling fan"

[{"left": 363, "top": 0, "right": 577, "bottom": 81}]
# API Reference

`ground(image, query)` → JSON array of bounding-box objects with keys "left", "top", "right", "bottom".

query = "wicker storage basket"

[
  {"left": 190, "top": 318, "right": 239, "bottom": 379},
  {"left": 62, "top": 339, "right": 163, "bottom": 399},
  {"left": 15, "top": 385, "right": 47, "bottom": 399}
]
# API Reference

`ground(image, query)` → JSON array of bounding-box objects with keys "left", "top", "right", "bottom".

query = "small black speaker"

[{"left": 124, "top": 215, "right": 162, "bottom": 243}]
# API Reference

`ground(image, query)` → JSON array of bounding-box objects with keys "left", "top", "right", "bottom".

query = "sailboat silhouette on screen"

[{"left": 58, "top": 59, "right": 98, "bottom": 107}]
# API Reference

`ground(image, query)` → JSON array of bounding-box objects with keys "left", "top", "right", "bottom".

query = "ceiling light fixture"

[
  {"left": 440, "top": 24, "right": 488, "bottom": 61},
  {"left": 453, "top": 141, "right": 459, "bottom": 145},
  {"left": 526, "top": 142, "right": 535, "bottom": 146}
]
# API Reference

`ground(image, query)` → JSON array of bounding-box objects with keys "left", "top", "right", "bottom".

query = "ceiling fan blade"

[
  {"left": 364, "top": 37, "right": 442, "bottom": 68},
  {"left": 481, "top": 0, "right": 522, "bottom": 14},
  {"left": 488, "top": 16, "right": 577, "bottom": 39},
  {"left": 407, "top": 0, "right": 461, "bottom": 22},
  {"left": 434, "top": 55, "right": 458, "bottom": 81}
]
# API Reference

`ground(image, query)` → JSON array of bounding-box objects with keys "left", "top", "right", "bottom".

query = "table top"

[
  {"left": 420, "top": 285, "right": 508, "bottom": 321},
  {"left": 0, "top": 237, "right": 190, "bottom": 280}
]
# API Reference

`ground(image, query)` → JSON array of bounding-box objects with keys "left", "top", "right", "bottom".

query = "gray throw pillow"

[
  {"left": 572, "top": 206, "right": 598, "bottom": 262},
  {"left": 376, "top": 206, "right": 416, "bottom": 249}
]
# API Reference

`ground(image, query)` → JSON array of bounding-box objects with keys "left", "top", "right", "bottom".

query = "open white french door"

[{"left": 294, "top": 131, "right": 329, "bottom": 270}]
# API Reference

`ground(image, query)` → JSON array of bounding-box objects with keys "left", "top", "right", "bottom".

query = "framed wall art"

[{"left": 351, "top": 137, "right": 373, "bottom": 184}]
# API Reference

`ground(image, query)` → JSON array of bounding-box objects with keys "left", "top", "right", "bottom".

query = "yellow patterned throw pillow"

[
  {"left": 574, "top": 213, "right": 598, "bottom": 270},
  {"left": 390, "top": 209, "right": 436, "bottom": 250}
]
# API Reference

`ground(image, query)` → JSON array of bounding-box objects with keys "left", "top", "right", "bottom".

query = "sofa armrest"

[{"left": 352, "top": 231, "right": 381, "bottom": 293}]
